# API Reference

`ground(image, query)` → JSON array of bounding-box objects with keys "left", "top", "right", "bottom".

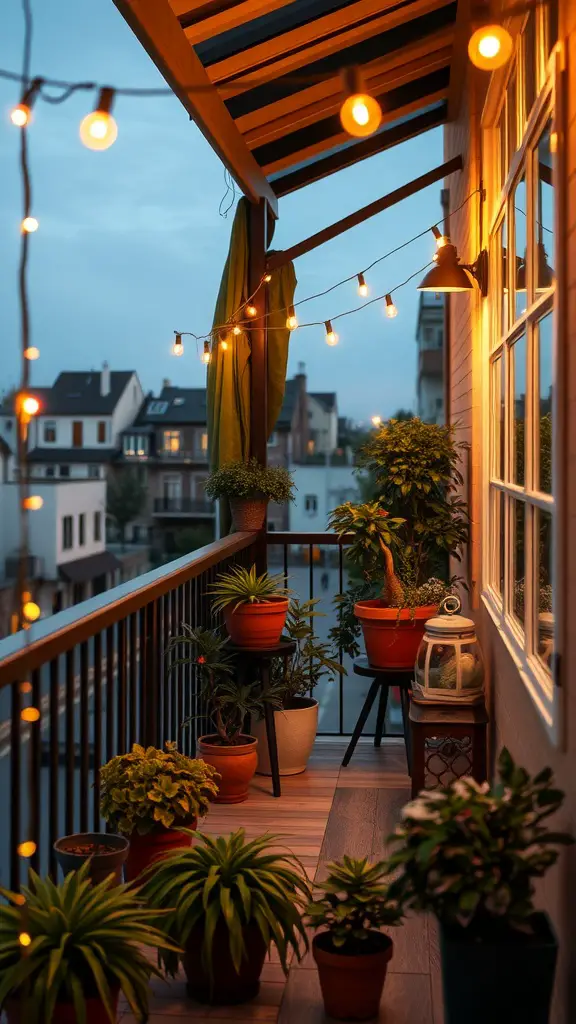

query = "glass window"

[
  {"left": 535, "top": 508, "right": 554, "bottom": 669},
  {"left": 59, "top": 465, "right": 70, "bottom": 478},
  {"left": 97, "top": 421, "right": 107, "bottom": 443},
  {"left": 537, "top": 313, "right": 553, "bottom": 493},
  {"left": 497, "top": 109, "right": 506, "bottom": 190},
  {"left": 94, "top": 511, "right": 102, "bottom": 542},
  {"left": 201, "top": 432, "right": 208, "bottom": 452},
  {"left": 88, "top": 465, "right": 100, "bottom": 479},
  {"left": 499, "top": 218, "right": 508, "bottom": 333},
  {"left": 535, "top": 121, "right": 555, "bottom": 294},
  {"left": 163, "top": 430, "right": 181, "bottom": 453},
  {"left": 506, "top": 71, "right": 518, "bottom": 162},
  {"left": 523, "top": 10, "right": 537, "bottom": 121},
  {"left": 78, "top": 514, "right": 85, "bottom": 546},
  {"left": 513, "top": 176, "right": 527, "bottom": 320},
  {"left": 511, "top": 333, "right": 526, "bottom": 486},
  {"left": 44, "top": 421, "right": 56, "bottom": 443},
  {"left": 491, "top": 355, "right": 505, "bottom": 479},
  {"left": 62, "top": 516, "right": 73, "bottom": 550},
  {"left": 305, "top": 495, "right": 318, "bottom": 514},
  {"left": 512, "top": 499, "right": 525, "bottom": 626}
]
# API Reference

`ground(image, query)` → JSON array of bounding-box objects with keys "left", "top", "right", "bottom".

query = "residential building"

[
  {"left": 415, "top": 292, "right": 444, "bottom": 423},
  {"left": 308, "top": 392, "right": 338, "bottom": 454},
  {"left": 289, "top": 461, "right": 360, "bottom": 533},
  {"left": 267, "top": 369, "right": 309, "bottom": 469}
]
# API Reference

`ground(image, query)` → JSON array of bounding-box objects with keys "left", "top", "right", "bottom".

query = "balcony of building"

[{"left": 152, "top": 497, "right": 215, "bottom": 517}]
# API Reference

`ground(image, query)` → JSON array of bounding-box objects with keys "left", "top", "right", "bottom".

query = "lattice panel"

[{"left": 423, "top": 734, "right": 473, "bottom": 789}]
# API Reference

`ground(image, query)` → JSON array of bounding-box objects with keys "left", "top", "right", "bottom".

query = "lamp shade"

[{"left": 418, "top": 243, "right": 473, "bottom": 292}]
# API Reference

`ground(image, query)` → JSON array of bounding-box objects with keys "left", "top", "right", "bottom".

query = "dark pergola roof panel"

[{"left": 114, "top": 0, "right": 463, "bottom": 199}]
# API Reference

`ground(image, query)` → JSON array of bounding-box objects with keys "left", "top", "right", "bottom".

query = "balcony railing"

[{"left": 153, "top": 497, "right": 214, "bottom": 515}]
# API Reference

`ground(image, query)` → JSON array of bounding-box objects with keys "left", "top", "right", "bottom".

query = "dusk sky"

[{"left": 1, "top": 0, "right": 444, "bottom": 423}]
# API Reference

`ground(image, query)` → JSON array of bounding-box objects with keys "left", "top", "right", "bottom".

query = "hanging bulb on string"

[
  {"left": 468, "top": 23, "right": 513, "bottom": 71},
  {"left": 232, "top": 324, "right": 241, "bottom": 335},
  {"left": 371, "top": 415, "right": 382, "bottom": 427},
  {"left": 20, "top": 395, "right": 40, "bottom": 417},
  {"left": 431, "top": 225, "right": 448, "bottom": 249},
  {"left": 80, "top": 88, "right": 118, "bottom": 151},
  {"left": 263, "top": 273, "right": 272, "bottom": 283},
  {"left": 17, "top": 841, "right": 37, "bottom": 857},
  {"left": 339, "top": 67, "right": 382, "bottom": 138},
  {"left": 384, "top": 294, "right": 398, "bottom": 319},
  {"left": 18, "top": 932, "right": 32, "bottom": 948},
  {"left": 23, "top": 600, "right": 41, "bottom": 622},
  {"left": 325, "top": 320, "right": 338, "bottom": 346},
  {"left": 21, "top": 217, "right": 38, "bottom": 234},
  {"left": 24, "top": 346, "right": 39, "bottom": 360},
  {"left": 245, "top": 303, "right": 257, "bottom": 318},
  {"left": 202, "top": 341, "right": 211, "bottom": 365},
  {"left": 10, "top": 77, "right": 42, "bottom": 127},
  {"left": 286, "top": 306, "right": 298, "bottom": 331},
  {"left": 21, "top": 707, "right": 40, "bottom": 723},
  {"left": 357, "top": 273, "right": 368, "bottom": 297},
  {"left": 23, "top": 496, "right": 43, "bottom": 510},
  {"left": 219, "top": 331, "right": 229, "bottom": 351},
  {"left": 172, "top": 333, "right": 184, "bottom": 357}
]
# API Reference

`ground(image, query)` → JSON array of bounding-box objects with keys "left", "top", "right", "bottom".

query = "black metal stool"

[
  {"left": 342, "top": 656, "right": 412, "bottom": 770},
  {"left": 229, "top": 639, "right": 297, "bottom": 798}
]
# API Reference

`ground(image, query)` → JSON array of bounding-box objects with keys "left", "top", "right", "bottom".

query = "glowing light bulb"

[
  {"left": 357, "top": 273, "right": 368, "bottom": 298},
  {"left": 23, "top": 496, "right": 43, "bottom": 510},
  {"left": 371, "top": 415, "right": 382, "bottom": 427},
  {"left": 24, "top": 346, "right": 39, "bottom": 360},
  {"left": 286, "top": 306, "right": 298, "bottom": 331},
  {"left": 340, "top": 69, "right": 382, "bottom": 138},
  {"left": 325, "top": 320, "right": 338, "bottom": 346},
  {"left": 21, "top": 707, "right": 40, "bottom": 723},
  {"left": 436, "top": 235, "right": 448, "bottom": 248},
  {"left": 245, "top": 304, "right": 257, "bottom": 318},
  {"left": 14, "top": 895, "right": 25, "bottom": 907},
  {"left": 263, "top": 273, "right": 272, "bottom": 283},
  {"left": 232, "top": 325, "right": 241, "bottom": 335},
  {"left": 384, "top": 294, "right": 398, "bottom": 319},
  {"left": 19, "top": 932, "right": 32, "bottom": 948},
  {"left": 468, "top": 24, "right": 513, "bottom": 70},
  {"left": 202, "top": 342, "right": 211, "bottom": 365},
  {"left": 11, "top": 104, "right": 31, "bottom": 127},
  {"left": 21, "top": 217, "right": 38, "bottom": 233},
  {"left": 172, "top": 334, "right": 184, "bottom": 357},
  {"left": 80, "top": 88, "right": 118, "bottom": 151},
  {"left": 20, "top": 682, "right": 33, "bottom": 694},
  {"left": 17, "top": 841, "right": 37, "bottom": 858},
  {"left": 21, "top": 396, "right": 40, "bottom": 416},
  {"left": 220, "top": 338, "right": 229, "bottom": 351},
  {"left": 23, "top": 601, "right": 41, "bottom": 622}
]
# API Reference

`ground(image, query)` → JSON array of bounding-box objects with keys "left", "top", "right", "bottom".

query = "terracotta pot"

[
  {"left": 183, "top": 919, "right": 267, "bottom": 1004},
  {"left": 229, "top": 497, "right": 268, "bottom": 531},
  {"left": 354, "top": 600, "right": 438, "bottom": 670},
  {"left": 312, "top": 932, "right": 393, "bottom": 1021},
  {"left": 124, "top": 823, "right": 196, "bottom": 883},
  {"left": 6, "top": 990, "right": 119, "bottom": 1024},
  {"left": 254, "top": 698, "right": 318, "bottom": 776},
  {"left": 54, "top": 832, "right": 129, "bottom": 887},
  {"left": 197, "top": 735, "right": 258, "bottom": 803},
  {"left": 223, "top": 597, "right": 289, "bottom": 648}
]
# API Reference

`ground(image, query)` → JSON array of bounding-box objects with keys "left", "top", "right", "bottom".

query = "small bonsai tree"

[{"left": 205, "top": 458, "right": 294, "bottom": 503}]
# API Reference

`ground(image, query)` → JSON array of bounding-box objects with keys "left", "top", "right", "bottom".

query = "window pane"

[
  {"left": 514, "top": 176, "right": 527, "bottom": 319},
  {"left": 499, "top": 492, "right": 505, "bottom": 596},
  {"left": 512, "top": 499, "right": 525, "bottom": 626},
  {"left": 523, "top": 11, "right": 537, "bottom": 121},
  {"left": 491, "top": 355, "right": 505, "bottom": 479},
  {"left": 535, "top": 508, "right": 554, "bottom": 671},
  {"left": 511, "top": 333, "right": 526, "bottom": 485},
  {"left": 490, "top": 489, "right": 505, "bottom": 595},
  {"left": 497, "top": 109, "right": 506, "bottom": 190},
  {"left": 537, "top": 312, "right": 553, "bottom": 493},
  {"left": 499, "top": 218, "right": 508, "bottom": 333},
  {"left": 535, "top": 121, "right": 555, "bottom": 294},
  {"left": 507, "top": 72, "right": 518, "bottom": 161}
]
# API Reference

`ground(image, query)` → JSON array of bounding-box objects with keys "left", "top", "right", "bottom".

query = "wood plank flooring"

[{"left": 118, "top": 739, "right": 443, "bottom": 1024}]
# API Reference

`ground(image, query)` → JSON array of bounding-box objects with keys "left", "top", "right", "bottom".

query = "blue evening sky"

[{"left": 0, "top": 0, "right": 444, "bottom": 422}]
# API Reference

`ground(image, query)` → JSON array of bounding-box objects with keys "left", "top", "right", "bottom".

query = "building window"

[
  {"left": 136, "top": 436, "right": 149, "bottom": 457},
  {"left": 45, "top": 466, "right": 55, "bottom": 478},
  {"left": 72, "top": 421, "right": 83, "bottom": 447},
  {"left": 163, "top": 430, "right": 181, "bottom": 453},
  {"left": 78, "top": 513, "right": 85, "bottom": 546},
  {"left": 307, "top": 440, "right": 315, "bottom": 455},
  {"left": 97, "top": 421, "right": 107, "bottom": 443},
  {"left": 163, "top": 474, "right": 182, "bottom": 499},
  {"left": 147, "top": 400, "right": 168, "bottom": 415},
  {"left": 267, "top": 432, "right": 278, "bottom": 447},
  {"left": 201, "top": 432, "right": 208, "bottom": 453},
  {"left": 94, "top": 511, "right": 102, "bottom": 542},
  {"left": 486, "top": 23, "right": 557, "bottom": 733},
  {"left": 305, "top": 495, "right": 318, "bottom": 515},
  {"left": 59, "top": 465, "right": 70, "bottom": 478},
  {"left": 62, "top": 516, "right": 73, "bottom": 550},
  {"left": 44, "top": 421, "right": 56, "bottom": 443},
  {"left": 88, "top": 465, "right": 100, "bottom": 479}
]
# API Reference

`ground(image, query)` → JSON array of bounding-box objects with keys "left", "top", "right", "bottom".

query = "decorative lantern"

[{"left": 413, "top": 596, "right": 484, "bottom": 704}]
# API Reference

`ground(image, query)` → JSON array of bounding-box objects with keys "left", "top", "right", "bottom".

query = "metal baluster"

[
  {"left": 129, "top": 614, "right": 137, "bottom": 747},
  {"left": 338, "top": 542, "right": 345, "bottom": 736},
  {"left": 283, "top": 543, "right": 289, "bottom": 588},
  {"left": 138, "top": 608, "right": 146, "bottom": 744},
  {"left": 176, "top": 586, "right": 184, "bottom": 747},
  {"left": 93, "top": 633, "right": 102, "bottom": 832},
  {"left": 117, "top": 619, "right": 127, "bottom": 753},
  {"left": 309, "top": 544, "right": 315, "bottom": 696},
  {"left": 169, "top": 589, "right": 177, "bottom": 744},
  {"left": 183, "top": 579, "right": 192, "bottom": 756},
  {"left": 29, "top": 668, "right": 41, "bottom": 873},
  {"left": 10, "top": 681, "right": 21, "bottom": 890},
  {"left": 106, "top": 626, "right": 115, "bottom": 762},
  {"left": 79, "top": 642, "right": 89, "bottom": 834},
  {"left": 49, "top": 659, "right": 59, "bottom": 877},
  {"left": 65, "top": 649, "right": 75, "bottom": 837}
]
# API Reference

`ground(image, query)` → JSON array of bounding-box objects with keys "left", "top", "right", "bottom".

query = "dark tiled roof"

[
  {"left": 27, "top": 448, "right": 117, "bottom": 463},
  {"left": 59, "top": 551, "right": 121, "bottom": 583},
  {"left": 135, "top": 388, "right": 207, "bottom": 425},
  {"left": 0, "top": 373, "right": 136, "bottom": 416},
  {"left": 310, "top": 392, "right": 337, "bottom": 413},
  {"left": 276, "top": 378, "right": 300, "bottom": 428}
]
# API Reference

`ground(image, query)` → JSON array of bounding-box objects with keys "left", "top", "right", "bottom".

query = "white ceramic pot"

[{"left": 254, "top": 697, "right": 319, "bottom": 776}]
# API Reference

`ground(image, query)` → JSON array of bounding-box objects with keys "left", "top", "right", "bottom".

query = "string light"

[
  {"left": 357, "top": 273, "right": 368, "bottom": 297},
  {"left": 10, "top": 76, "right": 42, "bottom": 128},
  {"left": 23, "top": 600, "right": 41, "bottom": 622},
  {"left": 23, "top": 496, "right": 43, "bottom": 510},
  {"left": 18, "top": 932, "right": 31, "bottom": 948},
  {"left": 80, "top": 87, "right": 118, "bottom": 151},
  {"left": 19, "top": 682, "right": 32, "bottom": 694},
  {"left": 245, "top": 303, "right": 257, "bottom": 318},
  {"left": 371, "top": 415, "right": 382, "bottom": 427},
  {"left": 286, "top": 306, "right": 298, "bottom": 331},
  {"left": 384, "top": 294, "right": 398, "bottom": 318},
  {"left": 172, "top": 332, "right": 184, "bottom": 356},
  {"left": 263, "top": 273, "right": 272, "bottom": 283},
  {"left": 17, "top": 841, "right": 36, "bottom": 858},
  {"left": 24, "top": 346, "right": 39, "bottom": 360},
  {"left": 21, "top": 216, "right": 38, "bottom": 233},
  {"left": 468, "top": 23, "right": 513, "bottom": 70},
  {"left": 202, "top": 340, "right": 211, "bottom": 364},
  {"left": 21, "top": 395, "right": 40, "bottom": 417},
  {"left": 21, "top": 707, "right": 40, "bottom": 723},
  {"left": 232, "top": 324, "right": 241, "bottom": 335},
  {"left": 324, "top": 320, "right": 338, "bottom": 346},
  {"left": 339, "top": 67, "right": 382, "bottom": 138},
  {"left": 220, "top": 336, "right": 229, "bottom": 351}
]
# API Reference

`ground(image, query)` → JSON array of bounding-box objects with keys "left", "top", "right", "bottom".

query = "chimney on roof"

[
  {"left": 163, "top": 378, "right": 171, "bottom": 388},
  {"left": 101, "top": 361, "right": 111, "bottom": 397},
  {"left": 297, "top": 361, "right": 306, "bottom": 375}
]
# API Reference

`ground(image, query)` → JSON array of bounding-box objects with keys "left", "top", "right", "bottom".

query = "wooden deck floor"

[{"left": 119, "top": 739, "right": 443, "bottom": 1024}]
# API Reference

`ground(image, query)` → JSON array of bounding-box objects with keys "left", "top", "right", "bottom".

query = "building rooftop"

[
  {"left": 310, "top": 392, "right": 337, "bottom": 413},
  {"left": 135, "top": 387, "right": 208, "bottom": 426},
  {"left": 0, "top": 372, "right": 137, "bottom": 417}
]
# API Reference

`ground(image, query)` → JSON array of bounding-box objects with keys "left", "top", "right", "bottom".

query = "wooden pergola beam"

[
  {"left": 112, "top": 0, "right": 278, "bottom": 213},
  {"left": 267, "top": 155, "right": 463, "bottom": 269},
  {"left": 172, "top": 0, "right": 296, "bottom": 43},
  {"left": 447, "top": 0, "right": 471, "bottom": 121}
]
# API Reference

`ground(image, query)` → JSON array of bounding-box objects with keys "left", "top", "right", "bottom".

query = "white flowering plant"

[{"left": 386, "top": 748, "right": 573, "bottom": 937}]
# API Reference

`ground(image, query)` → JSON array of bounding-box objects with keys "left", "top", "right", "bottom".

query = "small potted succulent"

[
  {"left": 386, "top": 749, "right": 574, "bottom": 1024},
  {"left": 167, "top": 626, "right": 283, "bottom": 802},
  {"left": 0, "top": 861, "right": 178, "bottom": 1024},
  {"left": 209, "top": 563, "right": 290, "bottom": 647},
  {"left": 99, "top": 742, "right": 219, "bottom": 881},
  {"left": 307, "top": 855, "right": 402, "bottom": 1021},
  {"left": 204, "top": 457, "right": 294, "bottom": 531},
  {"left": 53, "top": 831, "right": 129, "bottom": 887},
  {"left": 329, "top": 418, "right": 469, "bottom": 669},
  {"left": 143, "top": 828, "right": 309, "bottom": 1004},
  {"left": 253, "top": 599, "right": 344, "bottom": 776}
]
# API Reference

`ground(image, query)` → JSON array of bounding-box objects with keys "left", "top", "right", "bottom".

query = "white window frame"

[
  {"left": 163, "top": 430, "right": 181, "bottom": 454},
  {"left": 481, "top": 23, "right": 563, "bottom": 743}
]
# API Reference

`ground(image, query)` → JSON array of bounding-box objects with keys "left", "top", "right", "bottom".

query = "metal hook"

[{"left": 440, "top": 594, "right": 461, "bottom": 616}]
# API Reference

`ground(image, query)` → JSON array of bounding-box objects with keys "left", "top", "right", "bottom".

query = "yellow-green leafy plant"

[
  {"left": 0, "top": 862, "right": 179, "bottom": 1024},
  {"left": 208, "top": 564, "right": 290, "bottom": 615},
  {"left": 100, "top": 742, "right": 219, "bottom": 835},
  {"left": 205, "top": 458, "right": 294, "bottom": 503}
]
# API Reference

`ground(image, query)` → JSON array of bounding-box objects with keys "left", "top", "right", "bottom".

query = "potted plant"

[
  {"left": 204, "top": 457, "right": 294, "bottom": 531},
  {"left": 167, "top": 625, "right": 283, "bottom": 802},
  {"left": 0, "top": 861, "right": 178, "bottom": 1024},
  {"left": 99, "top": 741, "right": 219, "bottom": 881},
  {"left": 307, "top": 855, "right": 402, "bottom": 1021},
  {"left": 53, "top": 831, "right": 129, "bottom": 887},
  {"left": 143, "top": 828, "right": 309, "bottom": 1004},
  {"left": 386, "top": 749, "right": 574, "bottom": 1024},
  {"left": 329, "top": 418, "right": 469, "bottom": 669},
  {"left": 253, "top": 599, "right": 345, "bottom": 776},
  {"left": 209, "top": 563, "right": 290, "bottom": 647}
]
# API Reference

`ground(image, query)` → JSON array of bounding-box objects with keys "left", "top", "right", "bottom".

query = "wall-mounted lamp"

[{"left": 418, "top": 239, "right": 488, "bottom": 296}]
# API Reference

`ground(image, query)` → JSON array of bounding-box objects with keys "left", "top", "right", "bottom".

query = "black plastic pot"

[
  {"left": 54, "top": 832, "right": 129, "bottom": 886},
  {"left": 439, "top": 913, "right": 558, "bottom": 1024}
]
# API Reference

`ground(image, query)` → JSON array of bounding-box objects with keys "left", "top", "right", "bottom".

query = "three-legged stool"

[{"left": 342, "top": 657, "right": 412, "bottom": 771}]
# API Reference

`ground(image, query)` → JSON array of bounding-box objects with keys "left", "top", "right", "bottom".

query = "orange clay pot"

[
  {"left": 313, "top": 932, "right": 393, "bottom": 1021},
  {"left": 124, "top": 823, "right": 196, "bottom": 883},
  {"left": 223, "top": 597, "right": 289, "bottom": 648},
  {"left": 197, "top": 735, "right": 258, "bottom": 803},
  {"left": 6, "top": 991, "right": 119, "bottom": 1024},
  {"left": 354, "top": 601, "right": 438, "bottom": 670}
]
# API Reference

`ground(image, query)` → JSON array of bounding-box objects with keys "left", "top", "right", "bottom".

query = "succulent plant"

[
  {"left": 208, "top": 564, "right": 290, "bottom": 614},
  {"left": 306, "top": 856, "right": 402, "bottom": 954}
]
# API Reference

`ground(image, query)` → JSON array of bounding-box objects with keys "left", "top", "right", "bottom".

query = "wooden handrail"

[
  {"left": 0, "top": 532, "right": 257, "bottom": 686},
  {"left": 266, "top": 532, "right": 352, "bottom": 545}
]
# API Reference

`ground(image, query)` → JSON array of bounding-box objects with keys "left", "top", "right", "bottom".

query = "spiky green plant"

[
  {"left": 204, "top": 459, "right": 295, "bottom": 503},
  {"left": 306, "top": 856, "right": 402, "bottom": 954},
  {"left": 99, "top": 742, "right": 220, "bottom": 835},
  {"left": 208, "top": 564, "right": 290, "bottom": 614},
  {"left": 142, "top": 829, "right": 309, "bottom": 981},
  {"left": 0, "top": 862, "right": 179, "bottom": 1024}
]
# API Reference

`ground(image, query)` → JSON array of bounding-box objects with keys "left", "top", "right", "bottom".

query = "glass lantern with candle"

[{"left": 413, "top": 596, "right": 484, "bottom": 704}]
